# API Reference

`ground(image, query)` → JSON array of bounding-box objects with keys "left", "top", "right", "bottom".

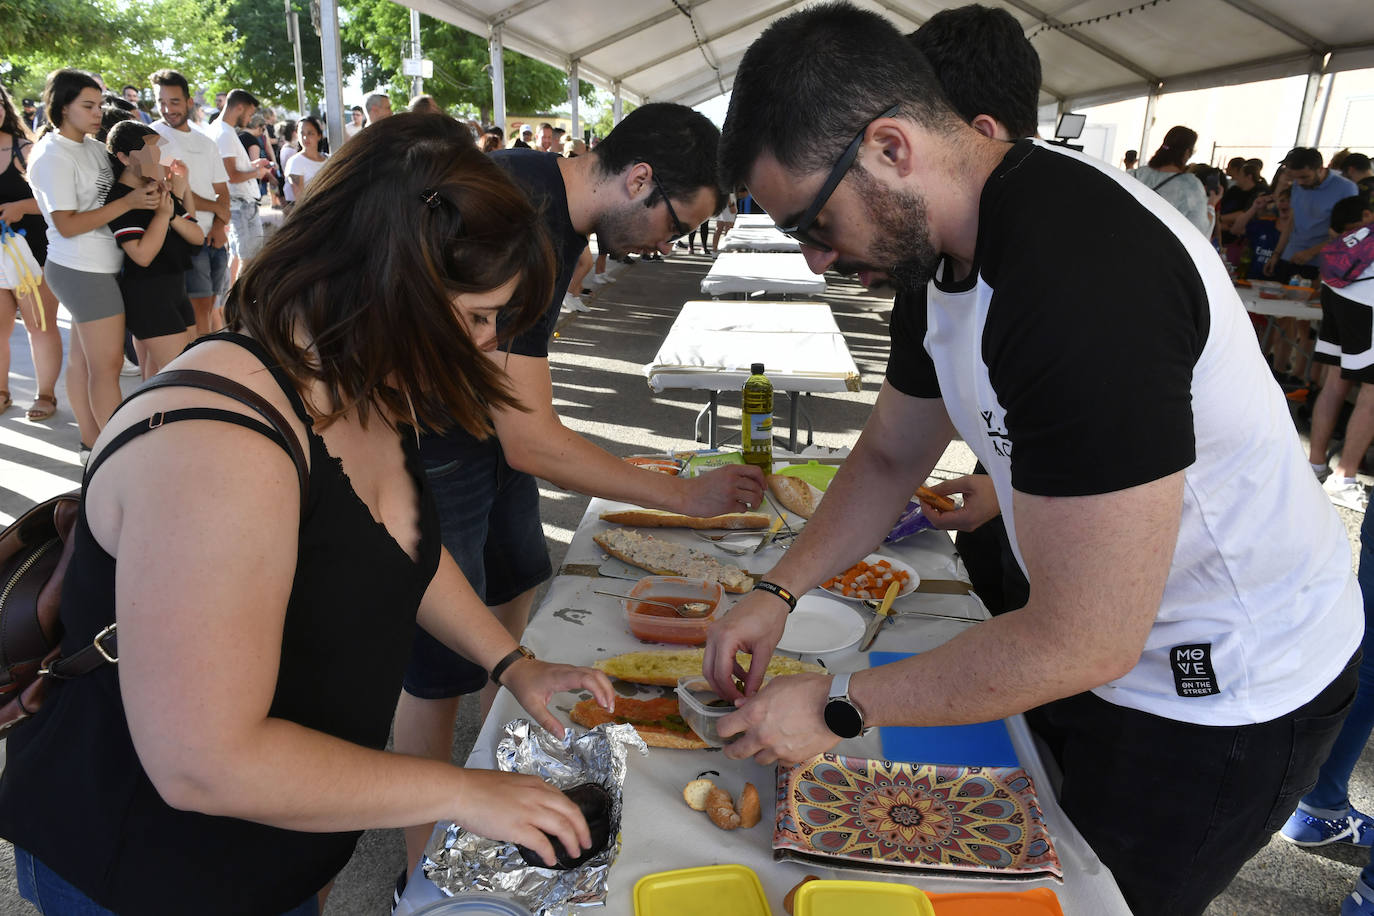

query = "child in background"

[{"left": 104, "top": 120, "right": 203, "bottom": 378}]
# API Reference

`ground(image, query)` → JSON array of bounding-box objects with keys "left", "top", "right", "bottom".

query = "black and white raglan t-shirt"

[{"left": 886, "top": 139, "right": 1360, "bottom": 727}]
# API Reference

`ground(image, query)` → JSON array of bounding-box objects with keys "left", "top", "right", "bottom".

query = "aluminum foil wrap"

[{"left": 422, "top": 719, "right": 648, "bottom": 914}]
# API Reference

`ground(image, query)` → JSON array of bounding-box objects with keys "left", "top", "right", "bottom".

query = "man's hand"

[
  {"left": 1291, "top": 249, "right": 1317, "bottom": 266},
  {"left": 922, "top": 475, "right": 1001, "bottom": 531},
  {"left": 208, "top": 220, "right": 228, "bottom": 249},
  {"left": 703, "top": 590, "right": 789, "bottom": 700},
  {"left": 680, "top": 464, "right": 765, "bottom": 516},
  {"left": 251, "top": 157, "right": 272, "bottom": 180},
  {"left": 719, "top": 673, "right": 839, "bottom": 765}
]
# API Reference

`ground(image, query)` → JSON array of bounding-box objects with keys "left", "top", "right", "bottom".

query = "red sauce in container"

[{"left": 627, "top": 598, "right": 716, "bottom": 644}]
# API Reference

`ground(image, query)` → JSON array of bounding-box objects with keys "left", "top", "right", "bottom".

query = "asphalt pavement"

[{"left": 0, "top": 244, "right": 1368, "bottom": 915}]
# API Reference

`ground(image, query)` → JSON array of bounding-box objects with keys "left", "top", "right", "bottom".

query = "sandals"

[{"left": 26, "top": 393, "right": 56, "bottom": 421}]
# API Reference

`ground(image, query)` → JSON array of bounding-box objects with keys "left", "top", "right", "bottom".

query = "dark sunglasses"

[
  {"left": 649, "top": 170, "right": 691, "bottom": 242},
  {"left": 776, "top": 104, "right": 900, "bottom": 252}
]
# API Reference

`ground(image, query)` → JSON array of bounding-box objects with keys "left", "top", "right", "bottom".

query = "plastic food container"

[
  {"left": 1250, "top": 279, "right": 1284, "bottom": 298},
  {"left": 623, "top": 576, "right": 722, "bottom": 645},
  {"left": 926, "top": 887, "right": 1064, "bottom": 915},
  {"left": 794, "top": 880, "right": 935, "bottom": 916},
  {"left": 634, "top": 863, "right": 769, "bottom": 916},
  {"left": 409, "top": 894, "right": 534, "bottom": 915},
  {"left": 674, "top": 675, "right": 736, "bottom": 747}
]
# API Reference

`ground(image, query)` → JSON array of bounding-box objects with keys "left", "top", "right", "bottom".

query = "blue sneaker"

[
  {"left": 1342, "top": 877, "right": 1374, "bottom": 916},
  {"left": 1281, "top": 806, "right": 1374, "bottom": 847}
]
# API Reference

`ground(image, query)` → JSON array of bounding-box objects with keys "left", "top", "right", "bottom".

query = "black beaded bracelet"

[
  {"left": 490, "top": 645, "right": 535, "bottom": 686},
  {"left": 753, "top": 580, "right": 798, "bottom": 612}
]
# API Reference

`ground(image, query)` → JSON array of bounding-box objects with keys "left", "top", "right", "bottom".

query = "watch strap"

[
  {"left": 828, "top": 671, "right": 853, "bottom": 701},
  {"left": 490, "top": 645, "right": 535, "bottom": 686}
]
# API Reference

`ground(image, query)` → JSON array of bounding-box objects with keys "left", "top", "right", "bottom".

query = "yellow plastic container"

[
  {"left": 793, "top": 879, "right": 935, "bottom": 916},
  {"left": 633, "top": 864, "right": 770, "bottom": 916}
]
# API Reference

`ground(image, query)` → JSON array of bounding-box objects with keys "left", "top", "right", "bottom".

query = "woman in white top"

[
  {"left": 285, "top": 117, "right": 328, "bottom": 202},
  {"left": 1128, "top": 125, "right": 1210, "bottom": 237},
  {"left": 27, "top": 69, "right": 159, "bottom": 453}
]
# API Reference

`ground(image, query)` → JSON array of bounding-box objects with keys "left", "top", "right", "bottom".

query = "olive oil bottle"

[{"left": 741, "top": 362, "right": 774, "bottom": 474}]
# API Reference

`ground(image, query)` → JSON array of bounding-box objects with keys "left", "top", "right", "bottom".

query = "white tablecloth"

[
  {"left": 733, "top": 214, "right": 776, "bottom": 230},
  {"left": 645, "top": 300, "right": 860, "bottom": 394},
  {"left": 404, "top": 485, "right": 1131, "bottom": 916},
  {"left": 701, "top": 252, "right": 827, "bottom": 297},
  {"left": 719, "top": 226, "right": 801, "bottom": 253},
  {"left": 1236, "top": 287, "right": 1323, "bottom": 321}
]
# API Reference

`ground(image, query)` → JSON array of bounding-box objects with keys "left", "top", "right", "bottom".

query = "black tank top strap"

[{"left": 182, "top": 330, "right": 313, "bottom": 426}]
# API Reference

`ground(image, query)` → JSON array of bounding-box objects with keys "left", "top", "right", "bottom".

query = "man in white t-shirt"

[
  {"left": 702, "top": 7, "right": 1362, "bottom": 915},
  {"left": 202, "top": 88, "right": 270, "bottom": 280},
  {"left": 150, "top": 68, "right": 230, "bottom": 336}
]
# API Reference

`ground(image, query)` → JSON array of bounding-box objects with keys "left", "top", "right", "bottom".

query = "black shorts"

[
  {"left": 119, "top": 272, "right": 195, "bottom": 340},
  {"left": 402, "top": 435, "right": 552, "bottom": 699},
  {"left": 1316, "top": 285, "right": 1374, "bottom": 382}
]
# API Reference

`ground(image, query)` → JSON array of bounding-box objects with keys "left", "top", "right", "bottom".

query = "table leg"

[
  {"left": 787, "top": 391, "right": 799, "bottom": 452},
  {"left": 709, "top": 391, "right": 719, "bottom": 448}
]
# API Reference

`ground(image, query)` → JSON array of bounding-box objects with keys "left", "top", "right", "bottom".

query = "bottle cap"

[{"left": 751, "top": 362, "right": 765, "bottom": 374}]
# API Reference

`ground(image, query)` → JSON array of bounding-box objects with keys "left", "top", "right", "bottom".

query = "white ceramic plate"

[
  {"left": 777, "top": 594, "right": 866, "bottom": 654},
  {"left": 823, "top": 553, "right": 921, "bottom": 602}
]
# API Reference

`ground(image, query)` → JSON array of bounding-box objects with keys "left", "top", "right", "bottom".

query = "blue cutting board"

[{"left": 868, "top": 651, "right": 1020, "bottom": 767}]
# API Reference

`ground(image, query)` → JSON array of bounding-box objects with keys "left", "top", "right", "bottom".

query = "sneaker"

[
  {"left": 561, "top": 293, "right": 589, "bottom": 313},
  {"left": 1281, "top": 806, "right": 1374, "bottom": 847},
  {"left": 1324, "top": 477, "right": 1369, "bottom": 512},
  {"left": 590, "top": 272, "right": 616, "bottom": 286},
  {"left": 120, "top": 357, "right": 140, "bottom": 377},
  {"left": 1343, "top": 877, "right": 1374, "bottom": 916},
  {"left": 1313, "top": 462, "right": 1333, "bottom": 484}
]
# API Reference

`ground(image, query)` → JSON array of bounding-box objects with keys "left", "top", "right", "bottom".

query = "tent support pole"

[
  {"left": 1139, "top": 81, "right": 1161, "bottom": 162},
  {"left": 489, "top": 25, "right": 506, "bottom": 133},
  {"left": 612, "top": 81, "right": 623, "bottom": 127},
  {"left": 568, "top": 60, "right": 580, "bottom": 137},
  {"left": 1294, "top": 54, "right": 1326, "bottom": 148},
  {"left": 319, "top": 0, "right": 345, "bottom": 152}
]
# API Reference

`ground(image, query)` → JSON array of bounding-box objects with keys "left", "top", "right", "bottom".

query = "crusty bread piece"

[
  {"left": 598, "top": 508, "right": 769, "bottom": 530},
  {"left": 705, "top": 785, "right": 740, "bottom": 830},
  {"left": 569, "top": 696, "right": 709, "bottom": 750},
  {"left": 915, "top": 485, "right": 956, "bottom": 512},
  {"left": 683, "top": 778, "right": 716, "bottom": 811},
  {"left": 767, "top": 475, "right": 824, "bottom": 519},
  {"left": 593, "top": 528, "right": 753, "bottom": 593},
  {"left": 738, "top": 782, "right": 761, "bottom": 828},
  {"left": 594, "top": 648, "right": 825, "bottom": 687}
]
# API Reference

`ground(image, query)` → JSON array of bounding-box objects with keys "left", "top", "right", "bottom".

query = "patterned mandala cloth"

[{"left": 774, "top": 754, "right": 1062, "bottom": 880}]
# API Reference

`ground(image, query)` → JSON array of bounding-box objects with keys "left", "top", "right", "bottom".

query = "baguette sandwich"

[
  {"left": 594, "top": 648, "right": 825, "bottom": 687},
  {"left": 569, "top": 695, "right": 709, "bottom": 750},
  {"left": 593, "top": 528, "right": 753, "bottom": 593},
  {"left": 598, "top": 508, "right": 769, "bottom": 530}
]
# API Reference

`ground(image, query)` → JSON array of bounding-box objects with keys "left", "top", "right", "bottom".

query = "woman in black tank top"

[{"left": 0, "top": 114, "right": 615, "bottom": 916}]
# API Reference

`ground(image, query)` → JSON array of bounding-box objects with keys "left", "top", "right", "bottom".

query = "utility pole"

[{"left": 409, "top": 9, "right": 423, "bottom": 99}]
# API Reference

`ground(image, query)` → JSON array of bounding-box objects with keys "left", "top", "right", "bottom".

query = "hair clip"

[{"left": 421, "top": 188, "right": 442, "bottom": 209}]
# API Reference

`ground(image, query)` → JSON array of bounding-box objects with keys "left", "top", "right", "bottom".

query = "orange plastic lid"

[{"left": 927, "top": 887, "right": 1064, "bottom": 916}]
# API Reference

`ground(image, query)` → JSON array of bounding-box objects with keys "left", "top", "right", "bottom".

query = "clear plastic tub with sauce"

[{"left": 622, "top": 575, "right": 723, "bottom": 645}]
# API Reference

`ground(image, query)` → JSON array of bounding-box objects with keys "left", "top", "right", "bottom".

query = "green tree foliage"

[
  {"left": 588, "top": 99, "right": 635, "bottom": 141},
  {"left": 339, "top": 0, "right": 593, "bottom": 124},
  {"left": 215, "top": 0, "right": 324, "bottom": 110},
  {"left": 2, "top": 0, "right": 240, "bottom": 108}
]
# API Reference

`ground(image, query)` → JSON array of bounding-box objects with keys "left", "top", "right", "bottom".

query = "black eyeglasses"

[
  {"left": 649, "top": 171, "right": 691, "bottom": 242},
  {"left": 777, "top": 104, "right": 900, "bottom": 252}
]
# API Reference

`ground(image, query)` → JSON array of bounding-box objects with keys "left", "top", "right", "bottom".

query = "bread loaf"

[
  {"left": 594, "top": 648, "right": 825, "bottom": 687},
  {"left": 569, "top": 695, "right": 709, "bottom": 750},
  {"left": 593, "top": 528, "right": 753, "bottom": 593},
  {"left": 598, "top": 508, "right": 769, "bottom": 530},
  {"left": 767, "top": 475, "right": 824, "bottom": 519}
]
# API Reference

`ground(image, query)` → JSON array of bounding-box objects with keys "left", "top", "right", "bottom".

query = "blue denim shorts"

[
  {"left": 15, "top": 847, "right": 319, "bottom": 916},
  {"left": 185, "top": 240, "right": 228, "bottom": 299},
  {"left": 403, "top": 435, "right": 552, "bottom": 699}
]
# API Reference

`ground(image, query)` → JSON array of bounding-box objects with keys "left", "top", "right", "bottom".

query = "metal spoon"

[{"left": 592, "top": 589, "right": 713, "bottom": 618}]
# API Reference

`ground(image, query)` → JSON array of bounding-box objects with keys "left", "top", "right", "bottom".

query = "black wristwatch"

[
  {"left": 490, "top": 645, "right": 536, "bottom": 686},
  {"left": 823, "top": 672, "right": 866, "bottom": 739}
]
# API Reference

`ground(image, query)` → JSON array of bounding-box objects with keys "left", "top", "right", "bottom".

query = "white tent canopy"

[{"left": 317, "top": 1, "right": 1374, "bottom": 145}]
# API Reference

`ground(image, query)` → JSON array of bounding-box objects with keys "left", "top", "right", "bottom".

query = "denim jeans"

[
  {"left": 227, "top": 198, "right": 264, "bottom": 262},
  {"left": 1302, "top": 507, "right": 1374, "bottom": 818},
  {"left": 15, "top": 847, "right": 319, "bottom": 916}
]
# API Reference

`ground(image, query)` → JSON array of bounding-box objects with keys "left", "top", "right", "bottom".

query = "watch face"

[{"left": 824, "top": 698, "right": 864, "bottom": 739}]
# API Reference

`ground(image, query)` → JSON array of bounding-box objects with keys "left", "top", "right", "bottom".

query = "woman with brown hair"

[
  {"left": 1129, "top": 124, "right": 1210, "bottom": 236},
  {"left": 0, "top": 82, "right": 64, "bottom": 420},
  {"left": 0, "top": 113, "right": 615, "bottom": 916}
]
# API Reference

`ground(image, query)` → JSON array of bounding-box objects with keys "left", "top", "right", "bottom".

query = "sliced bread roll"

[
  {"left": 569, "top": 695, "right": 709, "bottom": 750},
  {"left": 594, "top": 648, "right": 825, "bottom": 687},
  {"left": 767, "top": 474, "right": 825, "bottom": 519},
  {"left": 598, "top": 508, "right": 769, "bottom": 530},
  {"left": 593, "top": 528, "right": 753, "bottom": 593}
]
